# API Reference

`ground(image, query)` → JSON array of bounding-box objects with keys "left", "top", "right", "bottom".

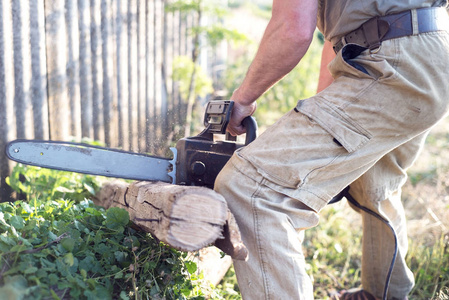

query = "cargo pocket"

[
  {"left": 237, "top": 102, "right": 371, "bottom": 192},
  {"left": 295, "top": 98, "right": 372, "bottom": 153}
]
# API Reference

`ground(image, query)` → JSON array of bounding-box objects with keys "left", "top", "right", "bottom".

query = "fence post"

[
  {"left": 45, "top": 0, "right": 69, "bottom": 140},
  {"left": 90, "top": 0, "right": 104, "bottom": 142},
  {"left": 127, "top": 0, "right": 138, "bottom": 151},
  {"left": 65, "top": 0, "right": 81, "bottom": 141},
  {"left": 0, "top": 0, "right": 14, "bottom": 202},
  {"left": 115, "top": 0, "right": 130, "bottom": 150},
  {"left": 30, "top": 0, "right": 49, "bottom": 140},
  {"left": 101, "top": 0, "right": 113, "bottom": 147},
  {"left": 78, "top": 0, "right": 93, "bottom": 139},
  {"left": 12, "top": 0, "right": 33, "bottom": 140},
  {"left": 161, "top": 1, "right": 170, "bottom": 148},
  {"left": 145, "top": 0, "right": 154, "bottom": 153},
  {"left": 152, "top": 0, "right": 162, "bottom": 153},
  {"left": 136, "top": 0, "right": 145, "bottom": 152}
]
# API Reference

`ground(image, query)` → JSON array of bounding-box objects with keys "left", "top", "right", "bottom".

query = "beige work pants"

[{"left": 215, "top": 30, "right": 449, "bottom": 300}]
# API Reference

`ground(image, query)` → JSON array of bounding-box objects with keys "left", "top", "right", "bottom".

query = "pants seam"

[{"left": 252, "top": 179, "right": 271, "bottom": 300}]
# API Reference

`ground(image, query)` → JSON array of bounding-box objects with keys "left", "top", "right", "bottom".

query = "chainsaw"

[
  {"left": 5, "top": 100, "right": 258, "bottom": 189},
  {"left": 6, "top": 100, "right": 398, "bottom": 298}
]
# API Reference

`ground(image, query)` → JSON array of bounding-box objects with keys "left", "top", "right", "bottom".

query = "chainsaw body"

[{"left": 175, "top": 100, "right": 257, "bottom": 188}]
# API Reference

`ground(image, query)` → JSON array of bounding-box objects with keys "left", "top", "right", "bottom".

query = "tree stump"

[{"left": 95, "top": 181, "right": 248, "bottom": 261}]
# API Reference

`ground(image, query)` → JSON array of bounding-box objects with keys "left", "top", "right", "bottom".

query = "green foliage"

[
  {"left": 6, "top": 164, "right": 101, "bottom": 203},
  {"left": 247, "top": 1, "right": 273, "bottom": 20},
  {"left": 0, "top": 165, "right": 224, "bottom": 299},
  {"left": 214, "top": 267, "right": 240, "bottom": 300},
  {"left": 409, "top": 168, "right": 438, "bottom": 186},
  {"left": 172, "top": 56, "right": 213, "bottom": 100},
  {"left": 167, "top": 0, "right": 249, "bottom": 94},
  {"left": 167, "top": 0, "right": 251, "bottom": 136},
  {"left": 166, "top": 0, "right": 228, "bottom": 18},
  {"left": 165, "top": 0, "right": 201, "bottom": 14},
  {"left": 193, "top": 25, "right": 248, "bottom": 48},
  {"left": 166, "top": 0, "right": 250, "bottom": 61},
  {"left": 408, "top": 235, "right": 449, "bottom": 299}
]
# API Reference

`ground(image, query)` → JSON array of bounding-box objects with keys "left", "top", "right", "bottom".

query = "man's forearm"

[
  {"left": 226, "top": 0, "right": 317, "bottom": 136},
  {"left": 232, "top": 0, "right": 318, "bottom": 105}
]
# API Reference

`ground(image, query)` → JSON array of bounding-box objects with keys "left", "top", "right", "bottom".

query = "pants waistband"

[{"left": 333, "top": 7, "right": 449, "bottom": 54}]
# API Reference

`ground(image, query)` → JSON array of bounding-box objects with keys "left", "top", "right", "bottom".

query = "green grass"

[{"left": 408, "top": 235, "right": 449, "bottom": 299}]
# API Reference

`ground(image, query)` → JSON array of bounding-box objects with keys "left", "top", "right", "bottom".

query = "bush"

[{"left": 0, "top": 165, "right": 216, "bottom": 299}]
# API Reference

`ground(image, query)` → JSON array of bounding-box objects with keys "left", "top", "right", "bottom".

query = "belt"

[{"left": 333, "top": 7, "right": 449, "bottom": 54}]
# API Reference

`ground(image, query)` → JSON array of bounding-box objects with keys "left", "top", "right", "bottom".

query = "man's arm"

[
  {"left": 228, "top": 0, "right": 318, "bottom": 136},
  {"left": 316, "top": 40, "right": 336, "bottom": 93}
]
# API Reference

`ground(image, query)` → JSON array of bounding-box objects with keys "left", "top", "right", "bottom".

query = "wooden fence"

[{"left": 0, "top": 0, "right": 220, "bottom": 201}]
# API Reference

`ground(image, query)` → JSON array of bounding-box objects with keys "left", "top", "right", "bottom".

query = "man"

[{"left": 214, "top": 0, "right": 449, "bottom": 299}]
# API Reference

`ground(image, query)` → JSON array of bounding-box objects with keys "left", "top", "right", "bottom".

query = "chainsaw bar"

[{"left": 5, "top": 140, "right": 177, "bottom": 183}]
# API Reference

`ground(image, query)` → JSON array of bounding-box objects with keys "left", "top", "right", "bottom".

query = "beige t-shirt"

[{"left": 317, "top": 0, "right": 448, "bottom": 44}]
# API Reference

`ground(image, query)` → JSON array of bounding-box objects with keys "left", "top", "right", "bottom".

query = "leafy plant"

[
  {"left": 6, "top": 164, "right": 101, "bottom": 203},
  {"left": 0, "top": 165, "right": 223, "bottom": 299},
  {"left": 172, "top": 56, "right": 213, "bottom": 102}
]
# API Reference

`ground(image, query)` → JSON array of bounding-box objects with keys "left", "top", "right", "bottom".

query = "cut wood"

[
  {"left": 194, "top": 247, "right": 233, "bottom": 286},
  {"left": 214, "top": 209, "right": 248, "bottom": 261},
  {"left": 95, "top": 181, "right": 248, "bottom": 260}
]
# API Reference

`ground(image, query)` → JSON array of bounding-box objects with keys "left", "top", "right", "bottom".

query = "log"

[
  {"left": 214, "top": 209, "right": 248, "bottom": 261},
  {"left": 95, "top": 181, "right": 248, "bottom": 260},
  {"left": 194, "top": 247, "right": 233, "bottom": 286}
]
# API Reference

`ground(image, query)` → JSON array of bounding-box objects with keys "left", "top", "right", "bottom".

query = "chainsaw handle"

[
  {"left": 199, "top": 100, "right": 257, "bottom": 144},
  {"left": 242, "top": 116, "right": 258, "bottom": 145},
  {"left": 224, "top": 116, "right": 258, "bottom": 145}
]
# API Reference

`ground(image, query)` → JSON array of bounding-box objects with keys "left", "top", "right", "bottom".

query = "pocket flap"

[{"left": 296, "top": 99, "right": 372, "bottom": 153}]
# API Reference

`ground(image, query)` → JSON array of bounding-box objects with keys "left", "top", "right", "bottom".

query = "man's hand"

[{"left": 227, "top": 101, "right": 257, "bottom": 136}]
